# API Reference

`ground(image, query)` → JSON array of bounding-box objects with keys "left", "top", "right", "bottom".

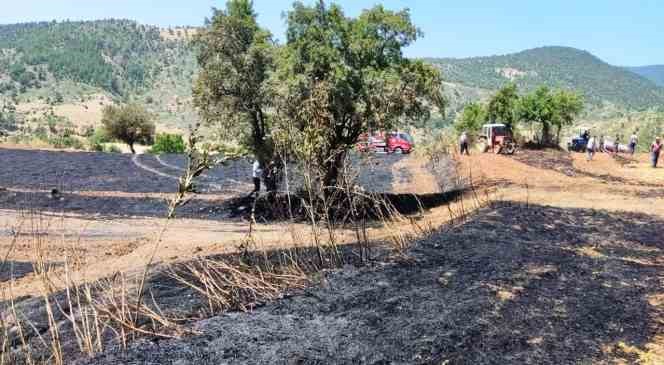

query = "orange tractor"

[{"left": 479, "top": 123, "right": 517, "bottom": 154}]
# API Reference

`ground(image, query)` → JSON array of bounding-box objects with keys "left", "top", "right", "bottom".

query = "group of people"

[
  {"left": 584, "top": 130, "right": 662, "bottom": 168},
  {"left": 250, "top": 158, "right": 282, "bottom": 196}
]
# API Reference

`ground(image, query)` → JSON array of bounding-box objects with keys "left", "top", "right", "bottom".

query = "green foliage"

[
  {"left": 102, "top": 103, "right": 156, "bottom": 153},
  {"left": 551, "top": 89, "right": 584, "bottom": 133},
  {"left": 454, "top": 102, "right": 487, "bottom": 134},
  {"left": 517, "top": 86, "right": 584, "bottom": 145},
  {"left": 637, "top": 113, "right": 664, "bottom": 152},
  {"left": 87, "top": 127, "right": 112, "bottom": 151},
  {"left": 193, "top": 0, "right": 275, "bottom": 163},
  {"left": 487, "top": 83, "right": 519, "bottom": 129},
  {"left": 0, "top": 106, "right": 18, "bottom": 132},
  {"left": 49, "top": 134, "right": 84, "bottom": 149},
  {"left": 149, "top": 133, "right": 185, "bottom": 154},
  {"left": 274, "top": 1, "right": 444, "bottom": 187},
  {"left": 518, "top": 86, "right": 557, "bottom": 144},
  {"left": 426, "top": 46, "right": 664, "bottom": 109},
  {"left": 0, "top": 20, "right": 181, "bottom": 95}
]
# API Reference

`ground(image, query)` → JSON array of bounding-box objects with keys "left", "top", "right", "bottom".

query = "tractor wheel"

[
  {"left": 494, "top": 145, "right": 503, "bottom": 154},
  {"left": 479, "top": 141, "right": 489, "bottom": 153},
  {"left": 394, "top": 147, "right": 403, "bottom": 154},
  {"left": 504, "top": 143, "right": 516, "bottom": 155}
]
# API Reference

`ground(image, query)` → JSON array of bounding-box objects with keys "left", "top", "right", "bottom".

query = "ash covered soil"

[
  {"left": 82, "top": 203, "right": 664, "bottom": 364},
  {"left": 0, "top": 148, "right": 418, "bottom": 219}
]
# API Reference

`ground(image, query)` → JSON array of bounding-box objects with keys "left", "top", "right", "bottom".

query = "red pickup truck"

[{"left": 357, "top": 132, "right": 414, "bottom": 154}]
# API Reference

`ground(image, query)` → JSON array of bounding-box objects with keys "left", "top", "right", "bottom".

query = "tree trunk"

[
  {"left": 541, "top": 122, "right": 551, "bottom": 147},
  {"left": 322, "top": 149, "right": 346, "bottom": 191}
]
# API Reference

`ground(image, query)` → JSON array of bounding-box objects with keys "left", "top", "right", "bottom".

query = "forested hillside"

[
  {"left": 1, "top": 21, "right": 663, "bottom": 138},
  {"left": 626, "top": 65, "right": 664, "bottom": 87},
  {"left": 426, "top": 46, "right": 664, "bottom": 109},
  {"left": 0, "top": 19, "right": 192, "bottom": 96}
]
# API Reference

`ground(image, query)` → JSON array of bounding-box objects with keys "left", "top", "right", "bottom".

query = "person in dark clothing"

[{"left": 651, "top": 137, "right": 662, "bottom": 168}]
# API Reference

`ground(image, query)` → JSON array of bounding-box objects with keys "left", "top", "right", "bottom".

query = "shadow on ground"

[
  {"left": 512, "top": 149, "right": 662, "bottom": 189},
  {"left": 0, "top": 260, "right": 36, "bottom": 282},
  {"left": 82, "top": 203, "right": 663, "bottom": 364}
]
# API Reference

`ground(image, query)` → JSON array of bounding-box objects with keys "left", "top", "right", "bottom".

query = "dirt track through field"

[{"left": 0, "top": 148, "right": 444, "bottom": 298}]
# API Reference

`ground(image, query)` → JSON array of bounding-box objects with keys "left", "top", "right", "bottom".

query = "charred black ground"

[{"left": 80, "top": 203, "right": 663, "bottom": 364}]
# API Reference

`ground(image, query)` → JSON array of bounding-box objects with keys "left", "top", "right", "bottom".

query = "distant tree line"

[{"left": 455, "top": 83, "right": 584, "bottom": 146}]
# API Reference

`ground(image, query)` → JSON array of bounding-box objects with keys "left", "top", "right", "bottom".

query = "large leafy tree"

[
  {"left": 454, "top": 102, "right": 487, "bottom": 134},
  {"left": 551, "top": 89, "right": 584, "bottom": 143},
  {"left": 102, "top": 104, "right": 155, "bottom": 154},
  {"left": 518, "top": 86, "right": 584, "bottom": 146},
  {"left": 274, "top": 1, "right": 444, "bottom": 188},
  {"left": 518, "top": 86, "right": 557, "bottom": 145},
  {"left": 193, "top": 0, "right": 275, "bottom": 162},
  {"left": 487, "top": 83, "right": 519, "bottom": 129}
]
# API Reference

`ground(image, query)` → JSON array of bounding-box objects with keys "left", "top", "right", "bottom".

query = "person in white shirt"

[
  {"left": 629, "top": 133, "right": 638, "bottom": 155},
  {"left": 251, "top": 159, "right": 263, "bottom": 196},
  {"left": 586, "top": 135, "right": 596, "bottom": 161},
  {"left": 459, "top": 131, "right": 470, "bottom": 155}
]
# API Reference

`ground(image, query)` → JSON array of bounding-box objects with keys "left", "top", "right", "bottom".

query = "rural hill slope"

[
  {"left": 627, "top": 65, "right": 664, "bottom": 87},
  {"left": 427, "top": 46, "right": 664, "bottom": 110},
  {"left": 0, "top": 20, "right": 198, "bottom": 130},
  {"left": 2, "top": 21, "right": 664, "bottom": 131}
]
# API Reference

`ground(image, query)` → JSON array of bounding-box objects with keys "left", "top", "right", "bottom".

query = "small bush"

[
  {"left": 50, "top": 135, "right": 84, "bottom": 150},
  {"left": 87, "top": 127, "right": 112, "bottom": 151},
  {"left": 149, "top": 133, "right": 186, "bottom": 154},
  {"left": 105, "top": 144, "right": 122, "bottom": 153}
]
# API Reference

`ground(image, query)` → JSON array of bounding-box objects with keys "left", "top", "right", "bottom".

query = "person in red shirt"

[{"left": 651, "top": 137, "right": 663, "bottom": 168}]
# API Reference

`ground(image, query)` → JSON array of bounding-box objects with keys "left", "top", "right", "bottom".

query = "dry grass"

[{"left": 169, "top": 257, "right": 308, "bottom": 315}]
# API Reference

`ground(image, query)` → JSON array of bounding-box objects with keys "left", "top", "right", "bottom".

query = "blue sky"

[{"left": 2, "top": 0, "right": 662, "bottom": 66}]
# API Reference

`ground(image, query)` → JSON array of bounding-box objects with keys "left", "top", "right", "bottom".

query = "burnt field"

[
  {"left": 0, "top": 148, "right": 428, "bottom": 220},
  {"left": 83, "top": 203, "right": 664, "bottom": 364}
]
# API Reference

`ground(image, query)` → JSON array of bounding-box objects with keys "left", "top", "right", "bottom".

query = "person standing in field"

[
  {"left": 629, "top": 132, "right": 638, "bottom": 155},
  {"left": 459, "top": 131, "right": 470, "bottom": 156},
  {"left": 613, "top": 134, "right": 620, "bottom": 155},
  {"left": 586, "top": 135, "right": 596, "bottom": 161},
  {"left": 250, "top": 159, "right": 263, "bottom": 196},
  {"left": 651, "top": 137, "right": 663, "bottom": 168},
  {"left": 599, "top": 135, "right": 605, "bottom": 152}
]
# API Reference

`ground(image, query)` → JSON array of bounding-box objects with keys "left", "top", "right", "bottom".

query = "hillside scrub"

[
  {"left": 427, "top": 46, "right": 664, "bottom": 109},
  {"left": 0, "top": 20, "right": 171, "bottom": 95}
]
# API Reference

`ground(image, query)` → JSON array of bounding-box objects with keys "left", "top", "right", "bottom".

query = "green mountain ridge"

[
  {"left": 1, "top": 21, "right": 663, "bottom": 135},
  {"left": 426, "top": 46, "right": 664, "bottom": 110},
  {"left": 626, "top": 65, "right": 664, "bottom": 87}
]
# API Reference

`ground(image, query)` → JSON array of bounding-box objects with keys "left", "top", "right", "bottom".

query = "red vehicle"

[
  {"left": 357, "top": 131, "right": 414, "bottom": 154},
  {"left": 478, "top": 123, "right": 517, "bottom": 155}
]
